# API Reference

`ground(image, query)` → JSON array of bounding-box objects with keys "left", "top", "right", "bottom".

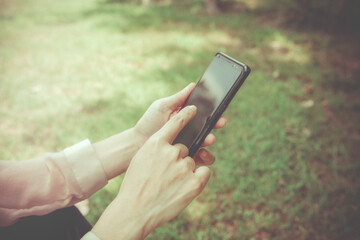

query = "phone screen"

[{"left": 173, "top": 54, "right": 246, "bottom": 151}]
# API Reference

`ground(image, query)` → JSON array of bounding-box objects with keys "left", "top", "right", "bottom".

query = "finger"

[
  {"left": 193, "top": 149, "right": 215, "bottom": 166},
  {"left": 173, "top": 143, "right": 189, "bottom": 158},
  {"left": 165, "top": 83, "right": 196, "bottom": 111},
  {"left": 213, "top": 116, "right": 227, "bottom": 129},
  {"left": 154, "top": 105, "right": 197, "bottom": 143},
  {"left": 201, "top": 133, "right": 216, "bottom": 147},
  {"left": 193, "top": 166, "right": 211, "bottom": 192},
  {"left": 183, "top": 156, "right": 196, "bottom": 172}
]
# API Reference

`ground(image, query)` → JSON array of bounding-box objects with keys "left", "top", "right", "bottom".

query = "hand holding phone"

[{"left": 173, "top": 52, "right": 251, "bottom": 157}]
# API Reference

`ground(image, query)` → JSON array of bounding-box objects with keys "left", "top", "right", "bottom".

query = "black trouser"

[{"left": 0, "top": 206, "right": 92, "bottom": 240}]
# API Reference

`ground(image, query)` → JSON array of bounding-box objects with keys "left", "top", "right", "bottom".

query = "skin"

[
  {"left": 92, "top": 106, "right": 209, "bottom": 240},
  {"left": 93, "top": 83, "right": 226, "bottom": 179},
  {"left": 91, "top": 84, "right": 227, "bottom": 239}
]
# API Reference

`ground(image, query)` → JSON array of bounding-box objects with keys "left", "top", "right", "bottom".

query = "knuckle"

[
  {"left": 153, "top": 99, "right": 168, "bottom": 113},
  {"left": 178, "top": 160, "right": 190, "bottom": 174},
  {"left": 188, "top": 178, "right": 203, "bottom": 196},
  {"left": 149, "top": 134, "right": 163, "bottom": 146},
  {"left": 152, "top": 98, "right": 162, "bottom": 106},
  {"left": 184, "top": 157, "right": 195, "bottom": 171},
  {"left": 169, "top": 146, "right": 181, "bottom": 159},
  {"left": 172, "top": 113, "right": 186, "bottom": 126},
  {"left": 174, "top": 143, "right": 188, "bottom": 156},
  {"left": 181, "top": 144, "right": 189, "bottom": 157}
]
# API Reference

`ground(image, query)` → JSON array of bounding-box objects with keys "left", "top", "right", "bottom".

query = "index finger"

[{"left": 154, "top": 105, "right": 197, "bottom": 143}]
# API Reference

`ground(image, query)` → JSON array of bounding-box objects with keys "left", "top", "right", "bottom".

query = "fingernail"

[
  {"left": 188, "top": 105, "right": 196, "bottom": 111},
  {"left": 201, "top": 150, "right": 207, "bottom": 158}
]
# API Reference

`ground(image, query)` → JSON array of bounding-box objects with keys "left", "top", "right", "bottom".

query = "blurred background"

[{"left": 0, "top": 0, "right": 359, "bottom": 239}]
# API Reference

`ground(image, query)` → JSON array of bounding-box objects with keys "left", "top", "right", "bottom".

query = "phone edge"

[{"left": 188, "top": 52, "right": 251, "bottom": 157}]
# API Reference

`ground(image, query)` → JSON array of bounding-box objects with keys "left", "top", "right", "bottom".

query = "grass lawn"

[{"left": 1, "top": 0, "right": 359, "bottom": 239}]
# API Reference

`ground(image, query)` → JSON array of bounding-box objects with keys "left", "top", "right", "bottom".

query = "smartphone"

[{"left": 173, "top": 52, "right": 251, "bottom": 157}]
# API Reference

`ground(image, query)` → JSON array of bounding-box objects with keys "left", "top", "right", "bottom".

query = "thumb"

[{"left": 165, "top": 83, "right": 196, "bottom": 111}]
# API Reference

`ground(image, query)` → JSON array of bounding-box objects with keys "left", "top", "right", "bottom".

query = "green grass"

[{"left": 1, "top": 0, "right": 359, "bottom": 239}]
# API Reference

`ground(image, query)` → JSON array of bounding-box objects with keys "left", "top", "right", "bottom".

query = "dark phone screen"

[{"left": 173, "top": 54, "right": 244, "bottom": 150}]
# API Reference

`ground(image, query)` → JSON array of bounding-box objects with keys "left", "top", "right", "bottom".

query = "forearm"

[
  {"left": 93, "top": 127, "right": 146, "bottom": 180},
  {"left": 91, "top": 197, "right": 152, "bottom": 240},
  {"left": 90, "top": 106, "right": 211, "bottom": 240}
]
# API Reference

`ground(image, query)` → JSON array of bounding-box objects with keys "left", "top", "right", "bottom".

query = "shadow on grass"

[
  {"left": 75, "top": 2, "right": 360, "bottom": 239},
  {"left": 2, "top": 0, "right": 359, "bottom": 238}
]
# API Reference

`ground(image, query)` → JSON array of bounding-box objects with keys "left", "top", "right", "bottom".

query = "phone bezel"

[{"left": 177, "top": 52, "right": 251, "bottom": 157}]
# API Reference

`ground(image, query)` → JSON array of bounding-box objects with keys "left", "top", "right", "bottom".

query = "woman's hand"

[
  {"left": 92, "top": 106, "right": 211, "bottom": 240},
  {"left": 93, "top": 84, "right": 226, "bottom": 180},
  {"left": 135, "top": 83, "right": 227, "bottom": 165}
]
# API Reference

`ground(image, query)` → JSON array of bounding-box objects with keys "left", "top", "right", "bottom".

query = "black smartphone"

[{"left": 173, "top": 52, "right": 251, "bottom": 157}]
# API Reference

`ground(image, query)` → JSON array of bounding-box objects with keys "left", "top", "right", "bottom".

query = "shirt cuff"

[
  {"left": 64, "top": 139, "right": 108, "bottom": 198},
  {"left": 81, "top": 231, "right": 101, "bottom": 240}
]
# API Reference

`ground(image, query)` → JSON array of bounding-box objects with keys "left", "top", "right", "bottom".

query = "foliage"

[
  {"left": 104, "top": 0, "right": 360, "bottom": 32},
  {"left": 0, "top": 0, "right": 359, "bottom": 239},
  {"left": 281, "top": 0, "right": 360, "bottom": 32}
]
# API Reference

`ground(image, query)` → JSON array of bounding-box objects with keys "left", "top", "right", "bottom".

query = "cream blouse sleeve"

[{"left": 0, "top": 139, "right": 108, "bottom": 227}]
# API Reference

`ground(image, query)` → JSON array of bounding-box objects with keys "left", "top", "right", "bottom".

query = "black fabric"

[{"left": 0, "top": 206, "right": 92, "bottom": 240}]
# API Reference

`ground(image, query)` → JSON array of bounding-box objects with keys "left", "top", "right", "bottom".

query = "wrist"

[
  {"left": 93, "top": 128, "right": 146, "bottom": 180},
  {"left": 92, "top": 197, "right": 154, "bottom": 240},
  {"left": 133, "top": 124, "right": 150, "bottom": 147},
  {"left": 131, "top": 126, "right": 148, "bottom": 151}
]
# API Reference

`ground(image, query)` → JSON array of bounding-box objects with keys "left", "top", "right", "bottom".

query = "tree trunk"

[
  {"left": 204, "top": 0, "right": 220, "bottom": 15},
  {"left": 142, "top": 0, "right": 154, "bottom": 6}
]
